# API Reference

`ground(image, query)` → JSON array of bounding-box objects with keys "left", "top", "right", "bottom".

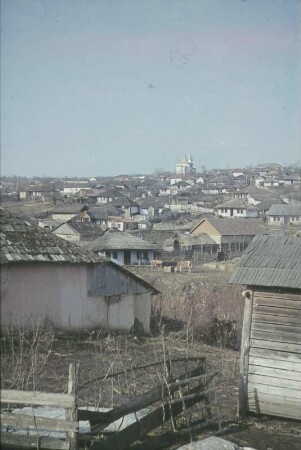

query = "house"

[
  {"left": 80, "top": 205, "right": 123, "bottom": 225},
  {"left": 19, "top": 184, "right": 57, "bottom": 202},
  {"left": 163, "top": 233, "right": 218, "bottom": 257},
  {"left": 86, "top": 228, "right": 157, "bottom": 266},
  {"left": 97, "top": 188, "right": 123, "bottom": 204},
  {"left": 0, "top": 209, "right": 158, "bottom": 333},
  {"left": 170, "top": 180, "right": 191, "bottom": 193},
  {"left": 282, "top": 174, "right": 301, "bottom": 186},
  {"left": 74, "top": 188, "right": 102, "bottom": 203},
  {"left": 48, "top": 203, "right": 89, "bottom": 221},
  {"left": 229, "top": 234, "right": 301, "bottom": 420},
  {"left": 111, "top": 196, "right": 140, "bottom": 217},
  {"left": 107, "top": 216, "right": 140, "bottom": 232},
  {"left": 189, "top": 218, "right": 267, "bottom": 256},
  {"left": 214, "top": 199, "right": 258, "bottom": 218},
  {"left": 240, "top": 187, "right": 282, "bottom": 206},
  {"left": 255, "top": 176, "right": 281, "bottom": 188},
  {"left": 38, "top": 219, "right": 63, "bottom": 231},
  {"left": 61, "top": 182, "right": 91, "bottom": 197},
  {"left": 266, "top": 203, "right": 301, "bottom": 225},
  {"left": 255, "top": 163, "right": 283, "bottom": 175},
  {"left": 139, "top": 196, "right": 169, "bottom": 217},
  {"left": 232, "top": 168, "right": 245, "bottom": 178},
  {"left": 52, "top": 221, "right": 104, "bottom": 246}
]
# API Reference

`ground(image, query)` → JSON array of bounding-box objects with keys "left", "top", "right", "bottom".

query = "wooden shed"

[{"left": 229, "top": 234, "right": 301, "bottom": 420}]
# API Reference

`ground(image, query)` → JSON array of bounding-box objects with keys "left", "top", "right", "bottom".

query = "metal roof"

[{"left": 229, "top": 234, "right": 301, "bottom": 289}]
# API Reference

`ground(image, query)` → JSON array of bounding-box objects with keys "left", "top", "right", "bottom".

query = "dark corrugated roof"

[
  {"left": 229, "top": 234, "right": 301, "bottom": 289},
  {"left": 0, "top": 209, "right": 104, "bottom": 264}
]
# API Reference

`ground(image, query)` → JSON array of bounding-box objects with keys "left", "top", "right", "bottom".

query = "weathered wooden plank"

[
  {"left": 248, "top": 391, "right": 301, "bottom": 408},
  {"left": 0, "top": 432, "right": 70, "bottom": 449},
  {"left": 79, "top": 367, "right": 207, "bottom": 429},
  {"left": 252, "top": 313, "right": 300, "bottom": 327},
  {"left": 239, "top": 291, "right": 253, "bottom": 417},
  {"left": 248, "top": 364, "right": 301, "bottom": 381},
  {"left": 250, "top": 339, "right": 301, "bottom": 353},
  {"left": 254, "top": 297, "right": 301, "bottom": 309},
  {"left": 249, "top": 356, "right": 301, "bottom": 371},
  {"left": 1, "top": 390, "right": 75, "bottom": 408},
  {"left": 249, "top": 346, "right": 301, "bottom": 362},
  {"left": 248, "top": 374, "right": 301, "bottom": 390},
  {"left": 251, "top": 321, "right": 301, "bottom": 335},
  {"left": 250, "top": 330, "right": 301, "bottom": 345},
  {"left": 66, "top": 363, "right": 78, "bottom": 450},
  {"left": 91, "top": 385, "right": 207, "bottom": 450},
  {"left": 253, "top": 305, "right": 301, "bottom": 318},
  {"left": 0, "top": 412, "right": 78, "bottom": 432},
  {"left": 254, "top": 291, "right": 301, "bottom": 301},
  {"left": 248, "top": 402, "right": 301, "bottom": 420},
  {"left": 248, "top": 382, "right": 301, "bottom": 399}
]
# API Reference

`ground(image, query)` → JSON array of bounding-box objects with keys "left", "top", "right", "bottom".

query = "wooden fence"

[
  {"left": 1, "top": 363, "right": 78, "bottom": 450},
  {"left": 1, "top": 358, "right": 223, "bottom": 449}
]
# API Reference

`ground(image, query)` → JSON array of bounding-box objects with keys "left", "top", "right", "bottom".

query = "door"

[{"left": 124, "top": 251, "right": 131, "bottom": 265}]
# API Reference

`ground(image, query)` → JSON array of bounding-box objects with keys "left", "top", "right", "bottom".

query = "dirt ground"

[
  {"left": 2, "top": 330, "right": 300, "bottom": 449},
  {"left": 1, "top": 263, "right": 300, "bottom": 449}
]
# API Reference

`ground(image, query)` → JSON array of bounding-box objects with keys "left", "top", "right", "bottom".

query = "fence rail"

[{"left": 1, "top": 363, "right": 78, "bottom": 450}]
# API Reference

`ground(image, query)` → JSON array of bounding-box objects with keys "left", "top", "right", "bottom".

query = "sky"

[{"left": 1, "top": 0, "right": 301, "bottom": 177}]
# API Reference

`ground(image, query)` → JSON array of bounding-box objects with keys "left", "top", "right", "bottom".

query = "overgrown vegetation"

[
  {"left": 152, "top": 284, "right": 243, "bottom": 350},
  {"left": 1, "top": 322, "right": 54, "bottom": 390}
]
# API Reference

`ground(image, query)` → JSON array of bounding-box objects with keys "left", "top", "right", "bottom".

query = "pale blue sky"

[{"left": 1, "top": 0, "right": 300, "bottom": 177}]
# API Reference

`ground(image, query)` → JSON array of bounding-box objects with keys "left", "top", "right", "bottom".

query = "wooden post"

[
  {"left": 66, "top": 363, "right": 79, "bottom": 450},
  {"left": 238, "top": 290, "right": 253, "bottom": 418}
]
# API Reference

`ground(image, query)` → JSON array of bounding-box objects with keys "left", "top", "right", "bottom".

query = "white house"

[
  {"left": 214, "top": 199, "right": 259, "bottom": 218},
  {"left": 266, "top": 203, "right": 301, "bottom": 225},
  {"left": 0, "top": 209, "right": 158, "bottom": 333},
  {"left": 86, "top": 228, "right": 157, "bottom": 266}
]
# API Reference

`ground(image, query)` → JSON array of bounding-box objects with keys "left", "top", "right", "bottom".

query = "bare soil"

[{"left": 1, "top": 266, "right": 300, "bottom": 449}]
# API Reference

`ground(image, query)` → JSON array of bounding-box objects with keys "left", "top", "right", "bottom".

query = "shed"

[
  {"left": 189, "top": 218, "right": 267, "bottom": 256},
  {"left": 229, "top": 234, "right": 301, "bottom": 420}
]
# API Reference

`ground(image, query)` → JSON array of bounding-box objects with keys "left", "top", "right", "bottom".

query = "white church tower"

[{"left": 176, "top": 152, "right": 196, "bottom": 175}]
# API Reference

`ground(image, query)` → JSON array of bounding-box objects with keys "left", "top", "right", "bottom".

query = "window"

[
  {"left": 143, "top": 251, "right": 149, "bottom": 261},
  {"left": 112, "top": 251, "right": 117, "bottom": 259},
  {"left": 105, "top": 251, "right": 111, "bottom": 258}
]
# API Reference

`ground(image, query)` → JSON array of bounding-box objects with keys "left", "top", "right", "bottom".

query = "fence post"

[{"left": 67, "top": 363, "right": 79, "bottom": 450}]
